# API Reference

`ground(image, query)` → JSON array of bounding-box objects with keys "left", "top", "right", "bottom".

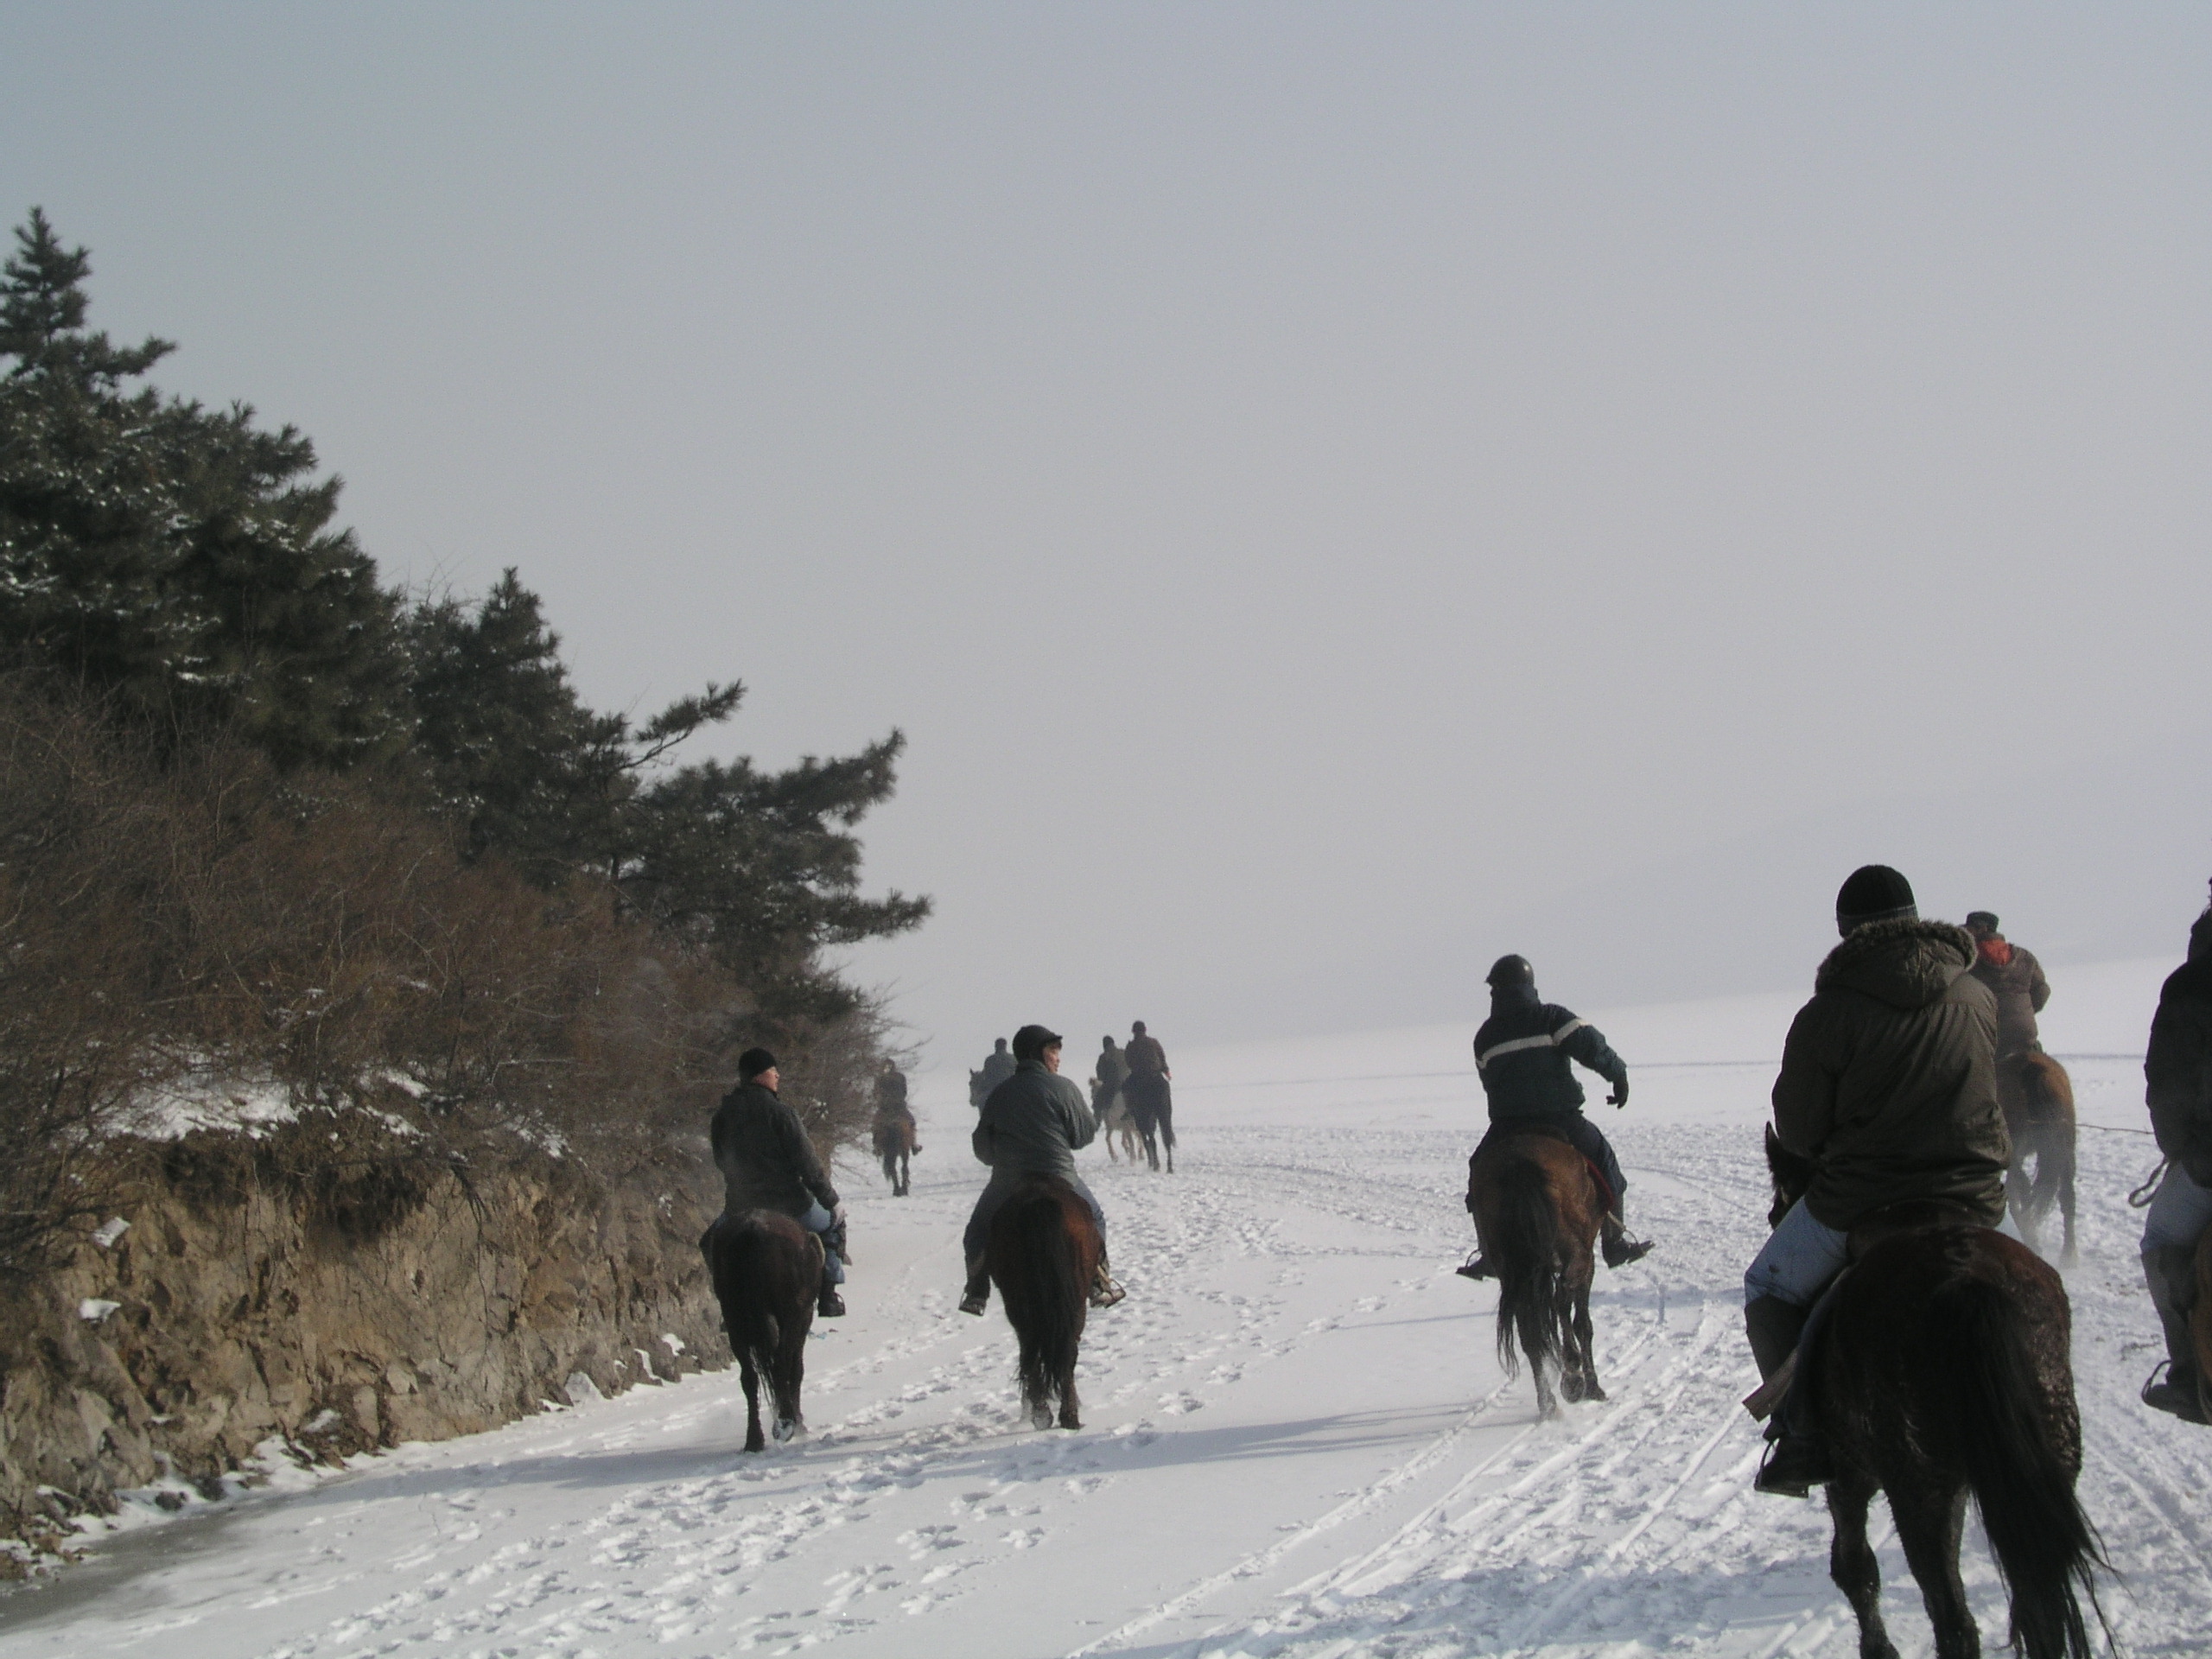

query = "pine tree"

[{"left": 0, "top": 209, "right": 406, "bottom": 765}]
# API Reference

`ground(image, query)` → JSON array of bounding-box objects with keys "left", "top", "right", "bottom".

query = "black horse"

[
  {"left": 1763, "top": 1132, "right": 2105, "bottom": 1659},
  {"left": 985, "top": 1175, "right": 1103, "bottom": 1429},
  {"left": 1121, "top": 1071, "right": 1175, "bottom": 1173},
  {"left": 873, "top": 1112, "right": 918, "bottom": 1197},
  {"left": 701, "top": 1210, "right": 819, "bottom": 1452}
]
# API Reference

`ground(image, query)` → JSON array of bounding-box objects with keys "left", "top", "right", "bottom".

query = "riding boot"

[
  {"left": 958, "top": 1255, "right": 990, "bottom": 1317},
  {"left": 1089, "top": 1255, "right": 1126, "bottom": 1309},
  {"left": 1745, "top": 1294, "right": 1829, "bottom": 1496},
  {"left": 2140, "top": 1247, "right": 2209, "bottom": 1425},
  {"left": 1455, "top": 1250, "right": 1493, "bottom": 1281},
  {"left": 1599, "top": 1211, "right": 1653, "bottom": 1269},
  {"left": 817, "top": 1261, "right": 846, "bottom": 1319}
]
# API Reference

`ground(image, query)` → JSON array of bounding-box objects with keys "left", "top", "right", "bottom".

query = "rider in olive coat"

[
  {"left": 1746, "top": 866, "right": 2009, "bottom": 1494},
  {"left": 958, "top": 1024, "right": 1123, "bottom": 1315},
  {"left": 2139, "top": 894, "right": 2212, "bottom": 1424},
  {"left": 710, "top": 1047, "right": 848, "bottom": 1317}
]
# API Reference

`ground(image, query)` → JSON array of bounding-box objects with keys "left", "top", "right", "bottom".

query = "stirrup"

[
  {"left": 1455, "top": 1253, "right": 1493, "bottom": 1281},
  {"left": 1602, "top": 1230, "right": 1653, "bottom": 1269},
  {"left": 958, "top": 1281, "right": 988, "bottom": 1316},
  {"left": 1089, "top": 1271, "right": 1126, "bottom": 1309},
  {"left": 1754, "top": 1430, "right": 1830, "bottom": 1497},
  {"left": 2142, "top": 1361, "right": 2210, "bottom": 1425}
]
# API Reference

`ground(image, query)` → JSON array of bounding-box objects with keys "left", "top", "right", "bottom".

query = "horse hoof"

[
  {"left": 1059, "top": 1413, "right": 1082, "bottom": 1431},
  {"left": 1583, "top": 1380, "right": 1608, "bottom": 1402},
  {"left": 770, "top": 1417, "right": 798, "bottom": 1443},
  {"left": 1561, "top": 1374, "right": 1586, "bottom": 1404},
  {"left": 1029, "top": 1403, "right": 1054, "bottom": 1432}
]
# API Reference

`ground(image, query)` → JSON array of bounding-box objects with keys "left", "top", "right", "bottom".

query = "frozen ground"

[{"left": 4, "top": 963, "right": 2209, "bottom": 1659}]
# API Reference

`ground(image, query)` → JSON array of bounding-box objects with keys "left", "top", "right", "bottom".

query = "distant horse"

[
  {"left": 1121, "top": 1071, "right": 1176, "bottom": 1173},
  {"left": 1096, "top": 1087, "right": 1140, "bottom": 1164},
  {"left": 985, "top": 1175, "right": 1103, "bottom": 1430},
  {"left": 1764, "top": 1132, "right": 2105, "bottom": 1659},
  {"left": 1465, "top": 1132, "right": 1605, "bottom": 1416},
  {"left": 1999, "top": 1050, "right": 2078, "bottom": 1264},
  {"left": 873, "top": 1112, "right": 918, "bottom": 1196},
  {"left": 701, "top": 1210, "right": 820, "bottom": 1451}
]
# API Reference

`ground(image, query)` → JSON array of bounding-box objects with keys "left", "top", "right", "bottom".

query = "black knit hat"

[
  {"left": 1964, "top": 911, "right": 1999, "bottom": 934},
  {"left": 1485, "top": 954, "right": 1535, "bottom": 989},
  {"left": 1836, "top": 865, "right": 1917, "bottom": 936},
  {"left": 738, "top": 1046, "right": 778, "bottom": 1080},
  {"left": 1012, "top": 1024, "right": 1064, "bottom": 1061}
]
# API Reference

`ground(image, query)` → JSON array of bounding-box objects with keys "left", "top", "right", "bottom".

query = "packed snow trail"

[{"left": 3, "top": 1001, "right": 2209, "bottom": 1656}]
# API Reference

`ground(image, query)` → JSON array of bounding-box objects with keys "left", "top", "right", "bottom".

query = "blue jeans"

[
  {"left": 799, "top": 1198, "right": 846, "bottom": 1284},
  {"left": 1744, "top": 1198, "right": 1851, "bottom": 1308},
  {"left": 962, "top": 1173, "right": 1104, "bottom": 1265},
  {"left": 2142, "top": 1162, "right": 2212, "bottom": 1253}
]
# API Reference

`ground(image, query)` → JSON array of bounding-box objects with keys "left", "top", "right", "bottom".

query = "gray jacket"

[{"left": 973, "top": 1059, "right": 1097, "bottom": 1182}]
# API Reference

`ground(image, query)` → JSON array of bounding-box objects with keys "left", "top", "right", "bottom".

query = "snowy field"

[{"left": 5, "top": 963, "right": 2210, "bottom": 1659}]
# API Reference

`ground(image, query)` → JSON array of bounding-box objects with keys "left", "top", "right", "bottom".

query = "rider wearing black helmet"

[{"left": 1459, "top": 954, "right": 1652, "bottom": 1281}]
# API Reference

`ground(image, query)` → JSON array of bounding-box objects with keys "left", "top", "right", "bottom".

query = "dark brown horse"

[
  {"left": 1763, "top": 1134, "right": 2105, "bottom": 1659},
  {"left": 1122, "top": 1071, "right": 1175, "bottom": 1172},
  {"left": 1999, "top": 1050, "right": 2078, "bottom": 1264},
  {"left": 701, "top": 1210, "right": 820, "bottom": 1452},
  {"left": 1465, "top": 1133, "right": 1605, "bottom": 1416},
  {"left": 985, "top": 1175, "right": 1103, "bottom": 1429},
  {"left": 2194, "top": 1223, "right": 2212, "bottom": 1422},
  {"left": 873, "top": 1112, "right": 918, "bottom": 1196}
]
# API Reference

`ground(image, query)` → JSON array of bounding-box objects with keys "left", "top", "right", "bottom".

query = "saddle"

[{"left": 1471, "top": 1121, "right": 1614, "bottom": 1212}]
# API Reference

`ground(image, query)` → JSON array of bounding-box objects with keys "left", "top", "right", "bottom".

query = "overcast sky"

[{"left": 7, "top": 4, "right": 2209, "bottom": 1060}]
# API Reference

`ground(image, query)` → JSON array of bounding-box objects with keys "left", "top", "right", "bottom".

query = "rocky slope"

[{"left": 0, "top": 1118, "right": 728, "bottom": 1565}]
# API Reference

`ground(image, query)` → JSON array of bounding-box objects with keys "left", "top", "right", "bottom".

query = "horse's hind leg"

[
  {"left": 739, "top": 1353, "right": 766, "bottom": 1453},
  {"left": 2058, "top": 1139, "right": 2079, "bottom": 1266},
  {"left": 1569, "top": 1281, "right": 1605, "bottom": 1402},
  {"left": 1826, "top": 1471, "right": 1899, "bottom": 1659},
  {"left": 1890, "top": 1482, "right": 1977, "bottom": 1659},
  {"left": 770, "top": 1327, "right": 806, "bottom": 1444}
]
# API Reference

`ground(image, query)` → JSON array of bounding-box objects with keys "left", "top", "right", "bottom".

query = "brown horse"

[
  {"left": 2194, "top": 1223, "right": 2212, "bottom": 1421},
  {"left": 701, "top": 1210, "right": 820, "bottom": 1452},
  {"left": 1764, "top": 1134, "right": 2105, "bottom": 1659},
  {"left": 985, "top": 1175, "right": 1103, "bottom": 1429},
  {"left": 873, "top": 1112, "right": 918, "bottom": 1196},
  {"left": 1999, "top": 1050, "right": 2078, "bottom": 1264},
  {"left": 1465, "top": 1133, "right": 1605, "bottom": 1416}
]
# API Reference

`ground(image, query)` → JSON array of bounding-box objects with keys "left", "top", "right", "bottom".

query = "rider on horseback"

[
  {"left": 1459, "top": 954, "right": 1652, "bottom": 1280},
  {"left": 873, "top": 1058, "right": 918, "bottom": 1142},
  {"left": 960, "top": 1024, "right": 1126, "bottom": 1316},
  {"left": 710, "top": 1047, "right": 849, "bottom": 1318},
  {"left": 1965, "top": 911, "right": 2050, "bottom": 1060},
  {"left": 1746, "top": 866, "right": 2011, "bottom": 1495},
  {"left": 2139, "top": 896, "right": 2212, "bottom": 1425}
]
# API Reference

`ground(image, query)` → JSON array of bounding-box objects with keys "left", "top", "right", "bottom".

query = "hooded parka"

[
  {"left": 1771, "top": 918, "right": 2009, "bottom": 1230},
  {"left": 2145, "top": 925, "right": 2212, "bottom": 1185}
]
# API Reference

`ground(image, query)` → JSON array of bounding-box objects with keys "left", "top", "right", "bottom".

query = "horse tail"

[
  {"left": 993, "top": 1185, "right": 1088, "bottom": 1410},
  {"left": 1931, "top": 1265, "right": 2106, "bottom": 1659},
  {"left": 1491, "top": 1155, "right": 1563, "bottom": 1382}
]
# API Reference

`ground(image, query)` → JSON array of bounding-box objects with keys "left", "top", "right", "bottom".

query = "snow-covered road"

[{"left": 5, "top": 989, "right": 2209, "bottom": 1658}]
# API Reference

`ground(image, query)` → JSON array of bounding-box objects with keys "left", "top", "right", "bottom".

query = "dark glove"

[{"left": 1607, "top": 1076, "right": 1629, "bottom": 1109}]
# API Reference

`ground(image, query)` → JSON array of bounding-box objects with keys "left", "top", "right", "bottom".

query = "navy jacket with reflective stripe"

[{"left": 1471, "top": 989, "right": 1626, "bottom": 1122}]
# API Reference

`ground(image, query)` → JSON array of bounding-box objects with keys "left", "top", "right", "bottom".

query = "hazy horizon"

[{"left": 9, "top": 4, "right": 2209, "bottom": 1062}]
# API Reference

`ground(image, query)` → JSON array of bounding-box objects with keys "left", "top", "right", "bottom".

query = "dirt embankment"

[{"left": 0, "top": 1122, "right": 728, "bottom": 1563}]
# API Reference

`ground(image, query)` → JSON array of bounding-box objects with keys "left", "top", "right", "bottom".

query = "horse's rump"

[
  {"left": 1998, "top": 1050, "right": 2075, "bottom": 1131},
  {"left": 985, "top": 1176, "right": 1103, "bottom": 1427},
  {"left": 1121, "top": 1070, "right": 1168, "bottom": 1129},
  {"left": 873, "top": 1114, "right": 918, "bottom": 1156}
]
